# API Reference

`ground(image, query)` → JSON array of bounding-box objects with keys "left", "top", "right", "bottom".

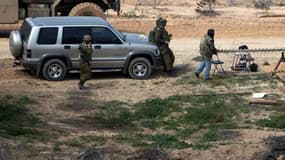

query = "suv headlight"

[{"left": 155, "top": 49, "right": 160, "bottom": 56}]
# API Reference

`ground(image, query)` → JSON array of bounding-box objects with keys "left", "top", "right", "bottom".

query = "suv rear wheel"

[
  {"left": 42, "top": 59, "right": 67, "bottom": 81},
  {"left": 128, "top": 57, "right": 152, "bottom": 79}
]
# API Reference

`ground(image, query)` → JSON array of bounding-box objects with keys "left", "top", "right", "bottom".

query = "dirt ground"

[{"left": 1, "top": 1, "right": 285, "bottom": 159}]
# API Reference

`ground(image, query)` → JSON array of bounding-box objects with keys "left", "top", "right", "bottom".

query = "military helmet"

[
  {"left": 207, "top": 29, "right": 215, "bottom": 38},
  {"left": 156, "top": 17, "right": 162, "bottom": 25},
  {"left": 83, "top": 35, "right": 92, "bottom": 41},
  {"left": 157, "top": 17, "right": 167, "bottom": 26}
]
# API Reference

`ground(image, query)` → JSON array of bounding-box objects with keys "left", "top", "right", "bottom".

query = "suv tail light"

[{"left": 26, "top": 49, "right": 32, "bottom": 58}]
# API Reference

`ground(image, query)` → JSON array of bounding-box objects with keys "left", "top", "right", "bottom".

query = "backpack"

[{"left": 148, "top": 28, "right": 156, "bottom": 43}]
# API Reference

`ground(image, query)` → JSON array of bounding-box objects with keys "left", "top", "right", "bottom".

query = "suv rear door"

[
  {"left": 61, "top": 27, "right": 92, "bottom": 69},
  {"left": 32, "top": 27, "right": 59, "bottom": 59}
]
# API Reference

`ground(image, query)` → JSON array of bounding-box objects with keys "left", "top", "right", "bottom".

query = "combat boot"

[
  {"left": 167, "top": 70, "right": 177, "bottom": 77},
  {"left": 78, "top": 81, "right": 85, "bottom": 90},
  {"left": 194, "top": 72, "right": 200, "bottom": 78}
]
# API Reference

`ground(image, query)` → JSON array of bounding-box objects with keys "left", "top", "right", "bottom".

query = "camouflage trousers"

[
  {"left": 80, "top": 61, "right": 91, "bottom": 82},
  {"left": 160, "top": 45, "right": 175, "bottom": 71}
]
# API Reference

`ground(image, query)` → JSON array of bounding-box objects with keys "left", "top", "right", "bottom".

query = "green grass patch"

[
  {"left": 177, "top": 127, "right": 199, "bottom": 139},
  {"left": 93, "top": 109, "right": 134, "bottom": 129},
  {"left": 102, "top": 100, "right": 128, "bottom": 108},
  {"left": 174, "top": 73, "right": 276, "bottom": 89},
  {"left": 114, "top": 133, "right": 192, "bottom": 149},
  {"left": 256, "top": 114, "right": 285, "bottom": 129},
  {"left": 163, "top": 120, "right": 180, "bottom": 130},
  {"left": 173, "top": 75, "right": 201, "bottom": 86},
  {"left": 5, "top": 126, "right": 38, "bottom": 136},
  {"left": 201, "top": 129, "right": 219, "bottom": 142},
  {"left": 114, "top": 134, "right": 149, "bottom": 147},
  {"left": 209, "top": 74, "right": 272, "bottom": 88},
  {"left": 146, "top": 134, "right": 191, "bottom": 149},
  {"left": 186, "top": 130, "right": 217, "bottom": 150},
  {"left": 140, "top": 118, "right": 163, "bottom": 130},
  {"left": 256, "top": 104, "right": 285, "bottom": 130},
  {"left": 266, "top": 105, "right": 285, "bottom": 112},
  {"left": 89, "top": 93, "right": 244, "bottom": 131},
  {"left": 0, "top": 96, "right": 40, "bottom": 136},
  {"left": 89, "top": 100, "right": 137, "bottom": 130},
  {"left": 112, "top": 94, "right": 244, "bottom": 150},
  {"left": 133, "top": 97, "right": 184, "bottom": 129},
  {"left": 85, "top": 93, "right": 247, "bottom": 150},
  {"left": 191, "top": 143, "right": 213, "bottom": 150},
  {"left": 64, "top": 135, "right": 106, "bottom": 149},
  {"left": 134, "top": 98, "right": 181, "bottom": 119},
  {"left": 178, "top": 95, "right": 237, "bottom": 127},
  {"left": 91, "top": 97, "right": 182, "bottom": 130}
]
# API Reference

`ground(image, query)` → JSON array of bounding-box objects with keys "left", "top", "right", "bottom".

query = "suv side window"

[
  {"left": 62, "top": 27, "right": 91, "bottom": 44},
  {"left": 37, "top": 28, "right": 58, "bottom": 45},
  {"left": 92, "top": 27, "right": 122, "bottom": 44}
]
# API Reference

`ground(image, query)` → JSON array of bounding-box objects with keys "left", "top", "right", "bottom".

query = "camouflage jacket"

[
  {"left": 199, "top": 34, "right": 217, "bottom": 60},
  {"left": 79, "top": 42, "right": 93, "bottom": 63},
  {"left": 154, "top": 27, "right": 170, "bottom": 46}
]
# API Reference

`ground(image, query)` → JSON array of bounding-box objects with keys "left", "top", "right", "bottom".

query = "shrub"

[{"left": 252, "top": 0, "right": 272, "bottom": 10}]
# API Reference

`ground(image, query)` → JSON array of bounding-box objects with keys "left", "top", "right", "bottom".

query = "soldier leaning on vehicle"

[
  {"left": 78, "top": 35, "right": 93, "bottom": 90},
  {"left": 150, "top": 17, "right": 176, "bottom": 77}
]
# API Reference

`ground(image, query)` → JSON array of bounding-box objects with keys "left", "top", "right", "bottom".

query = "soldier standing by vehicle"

[
  {"left": 151, "top": 17, "right": 175, "bottom": 76},
  {"left": 195, "top": 29, "right": 217, "bottom": 80},
  {"left": 78, "top": 35, "right": 93, "bottom": 90}
]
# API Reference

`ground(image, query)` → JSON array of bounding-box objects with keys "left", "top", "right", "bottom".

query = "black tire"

[
  {"left": 68, "top": 2, "right": 106, "bottom": 19},
  {"left": 128, "top": 57, "right": 152, "bottom": 79},
  {"left": 42, "top": 59, "right": 67, "bottom": 81}
]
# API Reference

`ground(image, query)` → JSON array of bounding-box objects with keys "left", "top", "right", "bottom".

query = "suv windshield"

[
  {"left": 20, "top": 21, "right": 32, "bottom": 42},
  {"left": 108, "top": 25, "right": 125, "bottom": 41}
]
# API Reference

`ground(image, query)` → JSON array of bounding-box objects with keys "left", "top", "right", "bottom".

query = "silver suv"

[{"left": 9, "top": 16, "right": 162, "bottom": 80}]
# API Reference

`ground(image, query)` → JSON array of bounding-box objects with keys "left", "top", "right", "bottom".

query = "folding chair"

[{"left": 211, "top": 54, "right": 225, "bottom": 74}]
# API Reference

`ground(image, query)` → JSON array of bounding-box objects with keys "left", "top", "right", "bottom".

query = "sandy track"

[
  {"left": 1, "top": 4, "right": 285, "bottom": 158},
  {"left": 0, "top": 36, "right": 284, "bottom": 102},
  {"left": 2, "top": 37, "right": 284, "bottom": 68}
]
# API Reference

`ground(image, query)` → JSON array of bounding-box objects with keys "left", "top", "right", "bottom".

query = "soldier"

[
  {"left": 195, "top": 29, "right": 217, "bottom": 80},
  {"left": 153, "top": 17, "right": 175, "bottom": 76},
  {"left": 78, "top": 35, "right": 93, "bottom": 90}
]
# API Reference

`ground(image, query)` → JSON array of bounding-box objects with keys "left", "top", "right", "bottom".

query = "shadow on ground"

[{"left": 252, "top": 136, "right": 285, "bottom": 160}]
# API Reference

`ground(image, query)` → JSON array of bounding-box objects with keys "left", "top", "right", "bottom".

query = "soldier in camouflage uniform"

[
  {"left": 195, "top": 29, "right": 217, "bottom": 80},
  {"left": 153, "top": 18, "right": 175, "bottom": 76},
  {"left": 78, "top": 35, "right": 93, "bottom": 90}
]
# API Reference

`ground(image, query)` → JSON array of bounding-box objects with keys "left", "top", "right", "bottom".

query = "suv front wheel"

[
  {"left": 128, "top": 57, "right": 152, "bottom": 79},
  {"left": 42, "top": 59, "right": 67, "bottom": 81}
]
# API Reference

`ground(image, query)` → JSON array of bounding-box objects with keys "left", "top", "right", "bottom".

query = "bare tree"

[
  {"left": 196, "top": 0, "right": 216, "bottom": 16},
  {"left": 227, "top": 0, "right": 237, "bottom": 6},
  {"left": 153, "top": 0, "right": 162, "bottom": 6},
  {"left": 252, "top": 0, "right": 272, "bottom": 13},
  {"left": 280, "top": 0, "right": 284, "bottom": 6}
]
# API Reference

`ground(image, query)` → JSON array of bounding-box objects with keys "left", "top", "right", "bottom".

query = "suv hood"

[{"left": 123, "top": 32, "right": 149, "bottom": 44}]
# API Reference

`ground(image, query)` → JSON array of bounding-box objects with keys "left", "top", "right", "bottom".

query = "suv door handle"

[
  {"left": 64, "top": 45, "right": 71, "bottom": 49},
  {"left": 94, "top": 45, "right": 101, "bottom": 49}
]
